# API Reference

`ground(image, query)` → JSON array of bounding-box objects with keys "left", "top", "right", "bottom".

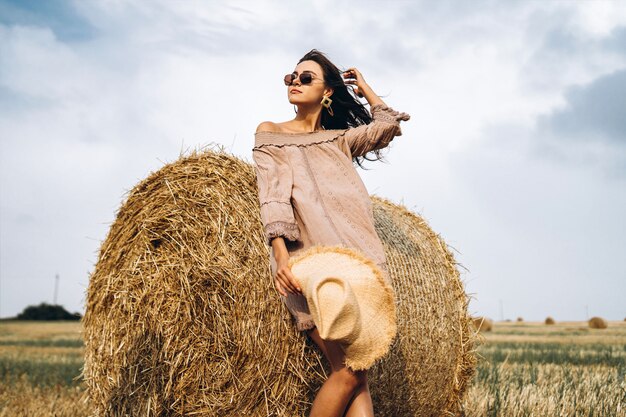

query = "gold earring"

[{"left": 321, "top": 95, "right": 334, "bottom": 116}]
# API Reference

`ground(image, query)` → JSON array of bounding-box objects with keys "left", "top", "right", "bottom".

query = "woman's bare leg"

[
  {"left": 344, "top": 382, "right": 374, "bottom": 417},
  {"left": 307, "top": 327, "right": 374, "bottom": 417}
]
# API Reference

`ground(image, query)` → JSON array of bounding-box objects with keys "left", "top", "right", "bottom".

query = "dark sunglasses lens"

[
  {"left": 284, "top": 74, "right": 294, "bottom": 85},
  {"left": 300, "top": 73, "right": 313, "bottom": 84}
]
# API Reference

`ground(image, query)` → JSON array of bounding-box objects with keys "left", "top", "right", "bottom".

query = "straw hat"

[{"left": 288, "top": 245, "right": 397, "bottom": 371}]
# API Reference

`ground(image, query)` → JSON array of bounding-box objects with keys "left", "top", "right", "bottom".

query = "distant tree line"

[{"left": 15, "top": 302, "right": 82, "bottom": 320}]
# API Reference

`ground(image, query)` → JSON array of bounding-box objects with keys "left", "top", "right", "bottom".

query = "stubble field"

[{"left": 0, "top": 319, "right": 624, "bottom": 416}]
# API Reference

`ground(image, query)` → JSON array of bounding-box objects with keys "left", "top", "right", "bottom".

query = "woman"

[{"left": 252, "top": 49, "right": 410, "bottom": 417}]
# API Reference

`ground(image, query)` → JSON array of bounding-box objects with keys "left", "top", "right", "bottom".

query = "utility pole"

[
  {"left": 499, "top": 299, "right": 504, "bottom": 321},
  {"left": 54, "top": 273, "right": 59, "bottom": 305}
]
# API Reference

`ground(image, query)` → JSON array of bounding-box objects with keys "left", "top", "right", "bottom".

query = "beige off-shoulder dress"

[{"left": 252, "top": 104, "right": 410, "bottom": 331}]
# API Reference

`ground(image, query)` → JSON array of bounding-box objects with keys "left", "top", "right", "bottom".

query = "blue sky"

[{"left": 1, "top": 0, "right": 625, "bottom": 321}]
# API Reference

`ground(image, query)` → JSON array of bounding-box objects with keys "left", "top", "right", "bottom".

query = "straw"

[{"left": 81, "top": 146, "right": 478, "bottom": 416}]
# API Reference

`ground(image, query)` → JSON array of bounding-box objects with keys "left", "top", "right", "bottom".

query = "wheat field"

[{"left": 0, "top": 319, "right": 624, "bottom": 416}]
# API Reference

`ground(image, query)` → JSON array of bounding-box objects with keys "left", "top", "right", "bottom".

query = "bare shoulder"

[
  {"left": 256, "top": 121, "right": 281, "bottom": 133},
  {"left": 256, "top": 120, "right": 301, "bottom": 133}
]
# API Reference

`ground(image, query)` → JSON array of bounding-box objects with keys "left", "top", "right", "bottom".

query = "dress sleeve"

[
  {"left": 339, "top": 104, "right": 411, "bottom": 158},
  {"left": 252, "top": 145, "right": 301, "bottom": 246}
]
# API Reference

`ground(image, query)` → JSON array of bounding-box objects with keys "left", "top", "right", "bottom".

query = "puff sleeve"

[
  {"left": 252, "top": 145, "right": 301, "bottom": 246},
  {"left": 340, "top": 104, "right": 411, "bottom": 158}
]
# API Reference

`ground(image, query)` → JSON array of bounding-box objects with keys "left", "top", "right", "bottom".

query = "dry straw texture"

[
  {"left": 472, "top": 316, "right": 493, "bottom": 332},
  {"left": 81, "top": 146, "right": 478, "bottom": 417},
  {"left": 545, "top": 316, "right": 556, "bottom": 325},
  {"left": 588, "top": 316, "right": 608, "bottom": 329}
]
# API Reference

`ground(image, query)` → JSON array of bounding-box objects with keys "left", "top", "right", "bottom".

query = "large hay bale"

[
  {"left": 588, "top": 316, "right": 608, "bottom": 329},
  {"left": 471, "top": 316, "right": 493, "bottom": 332},
  {"left": 545, "top": 316, "right": 556, "bottom": 325},
  {"left": 371, "top": 197, "right": 478, "bottom": 416},
  {"left": 81, "top": 147, "right": 478, "bottom": 417},
  {"left": 516, "top": 317, "right": 523, "bottom": 322}
]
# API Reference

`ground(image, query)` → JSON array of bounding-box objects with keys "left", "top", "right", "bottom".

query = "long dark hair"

[{"left": 297, "top": 49, "right": 386, "bottom": 168}]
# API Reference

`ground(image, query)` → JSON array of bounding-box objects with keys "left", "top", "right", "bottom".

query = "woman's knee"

[
  {"left": 334, "top": 368, "right": 367, "bottom": 391},
  {"left": 353, "top": 369, "right": 368, "bottom": 386},
  {"left": 307, "top": 329, "right": 368, "bottom": 388}
]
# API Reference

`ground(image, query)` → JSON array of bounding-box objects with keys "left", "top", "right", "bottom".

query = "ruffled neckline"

[
  {"left": 255, "top": 128, "right": 345, "bottom": 136},
  {"left": 253, "top": 128, "right": 349, "bottom": 149},
  {"left": 252, "top": 104, "right": 410, "bottom": 148}
]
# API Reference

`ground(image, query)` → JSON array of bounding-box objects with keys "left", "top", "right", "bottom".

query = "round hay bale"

[
  {"left": 545, "top": 316, "right": 556, "bottom": 325},
  {"left": 81, "top": 147, "right": 478, "bottom": 417},
  {"left": 516, "top": 317, "right": 523, "bottom": 322},
  {"left": 588, "top": 316, "right": 608, "bottom": 329},
  {"left": 371, "top": 197, "right": 479, "bottom": 416},
  {"left": 471, "top": 316, "right": 493, "bottom": 332}
]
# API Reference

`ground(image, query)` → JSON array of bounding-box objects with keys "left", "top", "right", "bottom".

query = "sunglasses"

[{"left": 283, "top": 72, "right": 321, "bottom": 86}]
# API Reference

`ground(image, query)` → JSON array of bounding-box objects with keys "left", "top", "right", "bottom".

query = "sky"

[{"left": 0, "top": 0, "right": 625, "bottom": 322}]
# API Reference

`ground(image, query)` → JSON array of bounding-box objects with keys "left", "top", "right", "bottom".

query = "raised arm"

[
  {"left": 339, "top": 104, "right": 411, "bottom": 158},
  {"left": 340, "top": 67, "right": 411, "bottom": 157}
]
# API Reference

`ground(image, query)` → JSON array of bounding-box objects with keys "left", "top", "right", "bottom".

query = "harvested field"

[{"left": 2, "top": 319, "right": 624, "bottom": 416}]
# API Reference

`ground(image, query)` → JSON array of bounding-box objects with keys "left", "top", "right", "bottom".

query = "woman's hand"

[
  {"left": 271, "top": 237, "right": 302, "bottom": 297},
  {"left": 342, "top": 67, "right": 367, "bottom": 98},
  {"left": 274, "top": 258, "right": 302, "bottom": 297},
  {"left": 342, "top": 67, "right": 385, "bottom": 107}
]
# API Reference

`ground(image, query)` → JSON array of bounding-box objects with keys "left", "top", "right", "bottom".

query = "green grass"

[
  {"left": 477, "top": 341, "right": 625, "bottom": 366},
  {"left": 0, "top": 339, "right": 83, "bottom": 348},
  {"left": 0, "top": 356, "right": 84, "bottom": 387}
]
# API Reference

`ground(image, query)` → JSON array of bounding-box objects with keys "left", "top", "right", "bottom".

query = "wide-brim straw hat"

[{"left": 288, "top": 245, "right": 397, "bottom": 371}]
